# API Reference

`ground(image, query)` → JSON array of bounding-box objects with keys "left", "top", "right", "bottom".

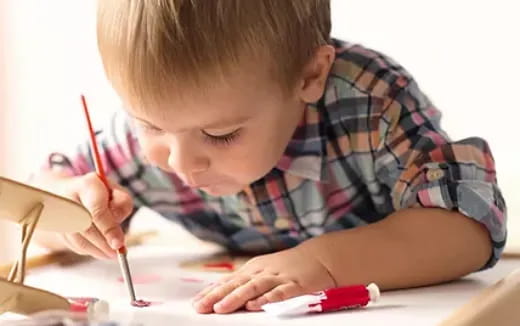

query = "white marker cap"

[
  {"left": 367, "top": 283, "right": 380, "bottom": 302},
  {"left": 88, "top": 299, "right": 109, "bottom": 321}
]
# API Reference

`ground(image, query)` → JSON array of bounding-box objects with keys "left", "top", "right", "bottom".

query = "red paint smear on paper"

[
  {"left": 203, "top": 262, "right": 235, "bottom": 271},
  {"left": 117, "top": 274, "right": 162, "bottom": 284},
  {"left": 131, "top": 299, "right": 151, "bottom": 308},
  {"left": 132, "top": 300, "right": 162, "bottom": 307},
  {"left": 180, "top": 277, "right": 204, "bottom": 283}
]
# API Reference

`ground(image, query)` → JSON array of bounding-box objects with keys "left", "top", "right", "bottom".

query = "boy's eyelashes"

[
  {"left": 202, "top": 129, "right": 241, "bottom": 146},
  {"left": 138, "top": 121, "right": 240, "bottom": 146},
  {"left": 139, "top": 123, "right": 164, "bottom": 134}
]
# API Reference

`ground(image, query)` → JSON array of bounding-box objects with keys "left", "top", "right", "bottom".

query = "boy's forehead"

[
  {"left": 126, "top": 94, "right": 255, "bottom": 132},
  {"left": 126, "top": 66, "right": 284, "bottom": 131}
]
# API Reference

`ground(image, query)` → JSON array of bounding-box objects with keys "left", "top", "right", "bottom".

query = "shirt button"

[
  {"left": 426, "top": 169, "right": 444, "bottom": 181},
  {"left": 275, "top": 218, "right": 290, "bottom": 229}
]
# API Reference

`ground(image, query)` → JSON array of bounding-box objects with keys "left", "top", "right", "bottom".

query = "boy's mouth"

[
  {"left": 191, "top": 184, "right": 211, "bottom": 188},
  {"left": 188, "top": 181, "right": 221, "bottom": 189},
  {"left": 198, "top": 183, "right": 241, "bottom": 196}
]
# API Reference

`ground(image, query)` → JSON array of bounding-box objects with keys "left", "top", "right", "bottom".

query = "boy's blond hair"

[{"left": 97, "top": 0, "right": 331, "bottom": 109}]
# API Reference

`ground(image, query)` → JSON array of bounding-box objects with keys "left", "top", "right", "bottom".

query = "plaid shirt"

[{"left": 46, "top": 40, "right": 507, "bottom": 268}]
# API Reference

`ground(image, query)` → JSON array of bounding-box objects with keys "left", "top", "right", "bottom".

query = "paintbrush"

[{"left": 80, "top": 94, "right": 137, "bottom": 304}]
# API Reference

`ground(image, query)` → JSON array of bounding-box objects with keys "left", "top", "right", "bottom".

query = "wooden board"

[
  {"left": 0, "top": 278, "right": 70, "bottom": 315},
  {"left": 0, "top": 177, "right": 91, "bottom": 233},
  {"left": 440, "top": 268, "right": 520, "bottom": 326}
]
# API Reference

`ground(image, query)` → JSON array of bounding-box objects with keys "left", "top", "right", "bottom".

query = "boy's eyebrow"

[{"left": 130, "top": 114, "right": 251, "bottom": 132}]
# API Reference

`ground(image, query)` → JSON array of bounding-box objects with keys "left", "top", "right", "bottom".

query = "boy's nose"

[{"left": 167, "top": 150, "right": 210, "bottom": 181}]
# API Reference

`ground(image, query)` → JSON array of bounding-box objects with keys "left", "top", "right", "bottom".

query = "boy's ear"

[{"left": 299, "top": 45, "right": 335, "bottom": 103}]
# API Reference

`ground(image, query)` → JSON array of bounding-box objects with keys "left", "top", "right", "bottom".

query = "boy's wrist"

[{"left": 298, "top": 237, "right": 338, "bottom": 289}]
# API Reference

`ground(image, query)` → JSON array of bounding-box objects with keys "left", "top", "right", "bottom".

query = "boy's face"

[{"left": 126, "top": 64, "right": 306, "bottom": 196}]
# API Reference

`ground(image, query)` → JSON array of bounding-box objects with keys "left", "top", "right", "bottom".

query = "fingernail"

[
  {"left": 194, "top": 300, "right": 206, "bottom": 310},
  {"left": 214, "top": 301, "right": 226, "bottom": 311},
  {"left": 110, "top": 238, "right": 121, "bottom": 250}
]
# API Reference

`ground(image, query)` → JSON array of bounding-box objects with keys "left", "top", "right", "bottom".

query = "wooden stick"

[{"left": 7, "top": 203, "right": 43, "bottom": 284}]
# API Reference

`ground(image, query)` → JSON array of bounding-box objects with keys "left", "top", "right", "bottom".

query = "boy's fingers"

[
  {"left": 244, "top": 299, "right": 263, "bottom": 311},
  {"left": 78, "top": 176, "right": 124, "bottom": 249},
  {"left": 245, "top": 296, "right": 268, "bottom": 311},
  {"left": 110, "top": 188, "right": 134, "bottom": 223},
  {"left": 193, "top": 275, "right": 251, "bottom": 314},
  {"left": 193, "top": 275, "right": 235, "bottom": 301},
  {"left": 81, "top": 224, "right": 117, "bottom": 258},
  {"left": 213, "top": 276, "right": 280, "bottom": 314},
  {"left": 193, "top": 283, "right": 219, "bottom": 302},
  {"left": 257, "top": 283, "right": 301, "bottom": 306},
  {"left": 63, "top": 233, "right": 112, "bottom": 260}
]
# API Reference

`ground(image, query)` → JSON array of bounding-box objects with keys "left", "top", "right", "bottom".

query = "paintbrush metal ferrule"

[{"left": 117, "top": 247, "right": 136, "bottom": 302}]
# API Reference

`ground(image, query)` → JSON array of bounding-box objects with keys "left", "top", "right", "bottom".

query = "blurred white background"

[{"left": 0, "top": 0, "right": 518, "bottom": 263}]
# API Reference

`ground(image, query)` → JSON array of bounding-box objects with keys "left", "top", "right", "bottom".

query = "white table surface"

[{"left": 2, "top": 243, "right": 519, "bottom": 326}]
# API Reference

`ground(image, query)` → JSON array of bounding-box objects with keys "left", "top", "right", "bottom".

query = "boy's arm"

[
  {"left": 306, "top": 75, "right": 506, "bottom": 288},
  {"left": 374, "top": 77, "right": 505, "bottom": 268},
  {"left": 194, "top": 207, "right": 494, "bottom": 314},
  {"left": 302, "top": 207, "right": 492, "bottom": 289}
]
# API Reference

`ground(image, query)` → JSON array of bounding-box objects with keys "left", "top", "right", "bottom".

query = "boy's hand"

[
  {"left": 34, "top": 172, "right": 134, "bottom": 260},
  {"left": 192, "top": 246, "right": 336, "bottom": 314}
]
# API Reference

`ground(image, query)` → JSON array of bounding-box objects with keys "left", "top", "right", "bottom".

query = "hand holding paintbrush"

[{"left": 80, "top": 95, "right": 148, "bottom": 307}]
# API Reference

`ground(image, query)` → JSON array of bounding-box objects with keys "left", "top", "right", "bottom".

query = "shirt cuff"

[{"left": 409, "top": 167, "right": 507, "bottom": 269}]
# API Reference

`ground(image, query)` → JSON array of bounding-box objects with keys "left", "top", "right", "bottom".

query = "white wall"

[
  {"left": 0, "top": 1, "right": 518, "bottom": 260},
  {"left": 1, "top": 0, "right": 119, "bottom": 181},
  {"left": 0, "top": 0, "right": 19, "bottom": 263},
  {"left": 0, "top": 0, "right": 120, "bottom": 264}
]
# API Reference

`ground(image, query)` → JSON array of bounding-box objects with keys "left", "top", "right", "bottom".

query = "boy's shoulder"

[{"left": 327, "top": 39, "right": 414, "bottom": 100}]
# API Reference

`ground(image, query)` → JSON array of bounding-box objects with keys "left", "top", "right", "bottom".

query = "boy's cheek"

[
  {"left": 226, "top": 141, "right": 283, "bottom": 179},
  {"left": 141, "top": 143, "right": 171, "bottom": 169}
]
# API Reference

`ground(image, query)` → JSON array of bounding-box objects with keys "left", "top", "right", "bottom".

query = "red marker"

[
  {"left": 262, "top": 283, "right": 380, "bottom": 317},
  {"left": 68, "top": 297, "right": 109, "bottom": 320}
]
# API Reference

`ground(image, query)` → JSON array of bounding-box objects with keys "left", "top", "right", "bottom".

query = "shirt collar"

[{"left": 275, "top": 101, "right": 328, "bottom": 182}]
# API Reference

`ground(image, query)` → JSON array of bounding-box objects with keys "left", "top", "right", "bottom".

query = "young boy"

[{"left": 32, "top": 0, "right": 506, "bottom": 314}]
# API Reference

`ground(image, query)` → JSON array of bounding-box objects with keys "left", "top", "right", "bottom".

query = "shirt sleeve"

[{"left": 374, "top": 76, "right": 507, "bottom": 269}]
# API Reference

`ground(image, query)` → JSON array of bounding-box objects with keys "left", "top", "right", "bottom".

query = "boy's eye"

[
  {"left": 139, "top": 123, "right": 164, "bottom": 134},
  {"left": 202, "top": 129, "right": 240, "bottom": 146}
]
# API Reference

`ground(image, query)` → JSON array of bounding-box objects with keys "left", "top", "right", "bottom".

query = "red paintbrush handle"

[{"left": 80, "top": 95, "right": 113, "bottom": 201}]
